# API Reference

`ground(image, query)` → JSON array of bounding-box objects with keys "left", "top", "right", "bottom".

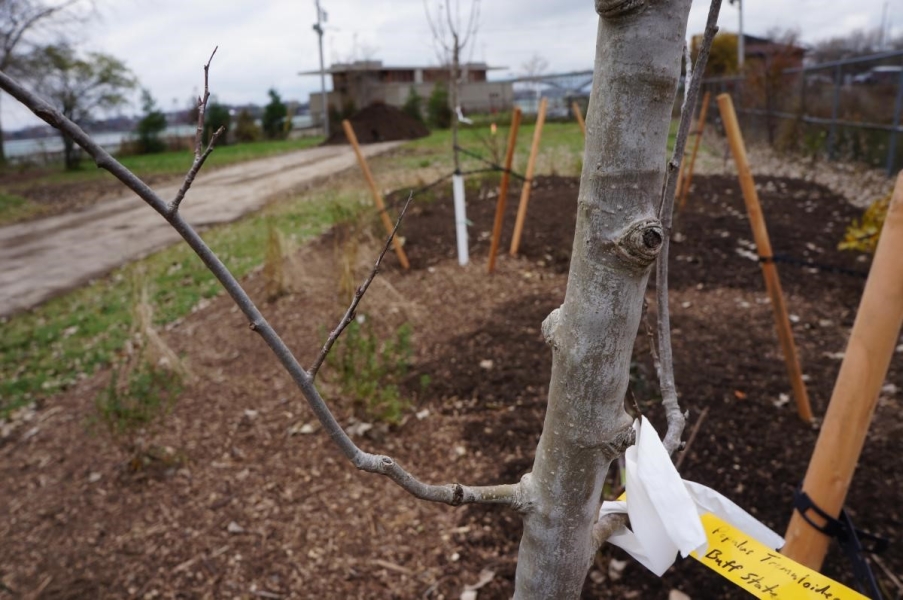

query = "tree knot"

[
  {"left": 596, "top": 0, "right": 646, "bottom": 19},
  {"left": 615, "top": 218, "right": 664, "bottom": 269},
  {"left": 541, "top": 307, "right": 562, "bottom": 348}
]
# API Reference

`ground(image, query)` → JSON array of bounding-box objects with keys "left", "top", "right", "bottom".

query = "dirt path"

[{"left": 0, "top": 142, "right": 401, "bottom": 317}]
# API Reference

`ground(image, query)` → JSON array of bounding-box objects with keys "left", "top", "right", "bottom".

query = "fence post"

[
  {"left": 828, "top": 64, "right": 841, "bottom": 161},
  {"left": 886, "top": 63, "right": 903, "bottom": 176}
]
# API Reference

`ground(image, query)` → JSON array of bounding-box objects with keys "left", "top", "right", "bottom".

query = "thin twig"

[
  {"left": 674, "top": 405, "right": 709, "bottom": 470},
  {"left": 170, "top": 47, "right": 220, "bottom": 213},
  {"left": 0, "top": 67, "right": 520, "bottom": 510},
  {"left": 870, "top": 554, "right": 903, "bottom": 596},
  {"left": 655, "top": 0, "right": 722, "bottom": 456},
  {"left": 309, "top": 193, "right": 414, "bottom": 379},
  {"left": 195, "top": 47, "right": 218, "bottom": 159}
]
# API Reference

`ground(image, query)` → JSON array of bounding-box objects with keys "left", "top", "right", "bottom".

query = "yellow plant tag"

[{"left": 691, "top": 513, "right": 868, "bottom": 600}]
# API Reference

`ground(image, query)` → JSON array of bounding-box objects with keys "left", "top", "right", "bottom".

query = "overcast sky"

[{"left": 2, "top": 0, "right": 900, "bottom": 131}]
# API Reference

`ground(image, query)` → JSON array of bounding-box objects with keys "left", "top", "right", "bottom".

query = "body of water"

[{"left": 4, "top": 115, "right": 314, "bottom": 160}]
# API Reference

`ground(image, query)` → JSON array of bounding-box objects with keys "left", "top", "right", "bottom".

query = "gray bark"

[{"left": 512, "top": 1, "right": 692, "bottom": 597}]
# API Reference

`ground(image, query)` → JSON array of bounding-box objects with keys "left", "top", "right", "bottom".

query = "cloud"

[{"left": 1, "top": 0, "right": 890, "bottom": 131}]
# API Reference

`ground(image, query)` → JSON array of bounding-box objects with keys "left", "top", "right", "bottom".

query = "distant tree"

[
  {"left": 693, "top": 32, "right": 738, "bottom": 76},
  {"left": 401, "top": 86, "right": 423, "bottom": 122},
  {"left": 520, "top": 53, "right": 549, "bottom": 100},
  {"left": 135, "top": 89, "right": 167, "bottom": 154},
  {"left": 0, "top": 0, "right": 94, "bottom": 163},
  {"left": 204, "top": 101, "right": 230, "bottom": 146},
  {"left": 25, "top": 44, "right": 136, "bottom": 169},
  {"left": 234, "top": 108, "right": 261, "bottom": 143},
  {"left": 811, "top": 27, "right": 883, "bottom": 63},
  {"left": 262, "top": 88, "right": 287, "bottom": 139},
  {"left": 426, "top": 82, "right": 451, "bottom": 129},
  {"left": 745, "top": 28, "right": 803, "bottom": 144},
  {"left": 423, "top": 0, "right": 480, "bottom": 170}
]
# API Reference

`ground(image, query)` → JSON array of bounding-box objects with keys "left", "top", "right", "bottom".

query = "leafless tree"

[
  {"left": 423, "top": 0, "right": 480, "bottom": 171},
  {"left": 0, "top": 0, "right": 92, "bottom": 162},
  {"left": 520, "top": 53, "right": 548, "bottom": 102},
  {"left": 0, "top": 0, "right": 721, "bottom": 595}
]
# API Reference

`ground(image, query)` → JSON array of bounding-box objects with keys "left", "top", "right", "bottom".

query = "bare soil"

[{"left": 2, "top": 174, "right": 901, "bottom": 599}]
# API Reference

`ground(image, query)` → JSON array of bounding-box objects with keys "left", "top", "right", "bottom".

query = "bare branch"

[
  {"left": 170, "top": 126, "right": 223, "bottom": 213},
  {"left": 194, "top": 46, "right": 218, "bottom": 159},
  {"left": 170, "top": 47, "right": 220, "bottom": 214},
  {"left": 674, "top": 405, "right": 709, "bottom": 471},
  {"left": 592, "top": 513, "right": 627, "bottom": 550},
  {"left": 309, "top": 193, "right": 413, "bottom": 379},
  {"left": 0, "top": 67, "right": 519, "bottom": 509},
  {"left": 655, "top": 0, "right": 722, "bottom": 456}
]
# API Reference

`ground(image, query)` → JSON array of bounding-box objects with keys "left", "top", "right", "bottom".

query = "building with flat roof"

[{"left": 300, "top": 60, "right": 513, "bottom": 124}]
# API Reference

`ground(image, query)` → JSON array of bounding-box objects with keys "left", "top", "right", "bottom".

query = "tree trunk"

[
  {"left": 451, "top": 33, "right": 460, "bottom": 173},
  {"left": 0, "top": 94, "right": 6, "bottom": 164},
  {"left": 62, "top": 133, "right": 79, "bottom": 170},
  {"left": 512, "top": 2, "right": 691, "bottom": 598}
]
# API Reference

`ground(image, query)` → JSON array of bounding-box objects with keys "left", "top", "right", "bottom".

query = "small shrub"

[
  {"left": 402, "top": 86, "right": 424, "bottom": 123},
  {"left": 327, "top": 202, "right": 366, "bottom": 304},
  {"left": 93, "top": 279, "right": 189, "bottom": 466},
  {"left": 234, "top": 108, "right": 262, "bottom": 143},
  {"left": 326, "top": 317, "right": 415, "bottom": 424},
  {"left": 838, "top": 190, "right": 891, "bottom": 254},
  {"left": 427, "top": 83, "right": 452, "bottom": 129},
  {"left": 135, "top": 89, "right": 167, "bottom": 154},
  {"left": 263, "top": 219, "right": 290, "bottom": 300},
  {"left": 204, "top": 100, "right": 231, "bottom": 145},
  {"left": 262, "top": 88, "right": 288, "bottom": 140}
]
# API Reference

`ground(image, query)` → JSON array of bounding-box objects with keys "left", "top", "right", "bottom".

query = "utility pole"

[{"left": 313, "top": 0, "right": 329, "bottom": 138}]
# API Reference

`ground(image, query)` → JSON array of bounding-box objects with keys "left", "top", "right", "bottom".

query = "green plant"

[
  {"left": 402, "top": 86, "right": 424, "bottom": 123},
  {"left": 135, "top": 89, "right": 167, "bottom": 154},
  {"left": 427, "top": 83, "right": 452, "bottom": 129},
  {"left": 234, "top": 108, "right": 262, "bottom": 143},
  {"left": 95, "top": 354, "right": 182, "bottom": 444},
  {"left": 204, "top": 100, "right": 230, "bottom": 145},
  {"left": 326, "top": 317, "right": 415, "bottom": 423},
  {"left": 92, "top": 279, "right": 188, "bottom": 465},
  {"left": 838, "top": 189, "right": 891, "bottom": 254},
  {"left": 262, "top": 88, "right": 288, "bottom": 139}
]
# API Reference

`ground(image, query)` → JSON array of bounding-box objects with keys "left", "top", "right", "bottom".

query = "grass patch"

[
  {"left": 36, "top": 137, "right": 325, "bottom": 184},
  {"left": 0, "top": 120, "right": 688, "bottom": 417},
  {"left": 0, "top": 191, "right": 33, "bottom": 222},
  {"left": 0, "top": 185, "right": 366, "bottom": 416}
]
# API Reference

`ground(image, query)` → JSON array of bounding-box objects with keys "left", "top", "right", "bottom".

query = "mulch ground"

[{"left": 2, "top": 173, "right": 901, "bottom": 600}]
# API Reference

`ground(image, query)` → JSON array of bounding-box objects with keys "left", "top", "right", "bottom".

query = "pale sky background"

[{"left": 2, "top": 0, "right": 901, "bottom": 131}]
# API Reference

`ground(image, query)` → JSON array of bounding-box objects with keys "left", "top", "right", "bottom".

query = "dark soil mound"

[{"left": 323, "top": 102, "right": 429, "bottom": 145}]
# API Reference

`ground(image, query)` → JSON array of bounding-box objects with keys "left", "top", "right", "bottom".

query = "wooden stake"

[
  {"left": 678, "top": 91, "right": 711, "bottom": 211},
  {"left": 487, "top": 107, "right": 522, "bottom": 273},
  {"left": 783, "top": 171, "right": 903, "bottom": 569},
  {"left": 572, "top": 101, "right": 586, "bottom": 137},
  {"left": 716, "top": 94, "right": 813, "bottom": 423},
  {"left": 342, "top": 119, "right": 410, "bottom": 270},
  {"left": 510, "top": 98, "right": 548, "bottom": 257}
]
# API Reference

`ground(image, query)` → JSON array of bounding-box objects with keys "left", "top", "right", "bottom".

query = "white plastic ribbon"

[{"left": 598, "top": 416, "right": 784, "bottom": 577}]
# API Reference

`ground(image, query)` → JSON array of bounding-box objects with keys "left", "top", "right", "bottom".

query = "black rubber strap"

[{"left": 793, "top": 487, "right": 889, "bottom": 599}]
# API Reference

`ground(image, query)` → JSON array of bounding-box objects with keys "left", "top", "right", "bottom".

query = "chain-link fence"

[{"left": 700, "top": 49, "right": 903, "bottom": 175}]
